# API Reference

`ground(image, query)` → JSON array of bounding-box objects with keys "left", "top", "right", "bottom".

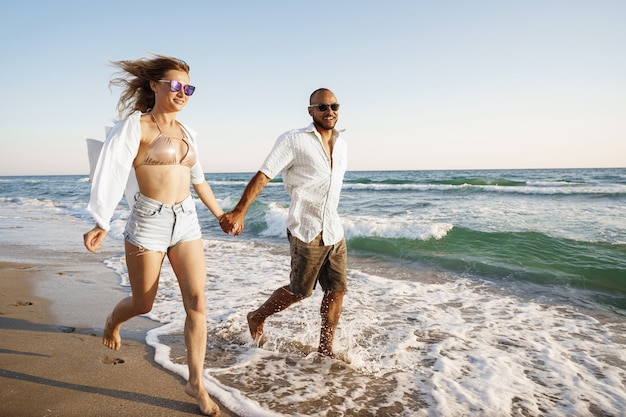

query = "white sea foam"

[
  {"left": 342, "top": 214, "right": 453, "bottom": 241},
  {"left": 341, "top": 181, "right": 626, "bottom": 196},
  {"left": 0, "top": 196, "right": 63, "bottom": 213},
  {"left": 259, "top": 202, "right": 289, "bottom": 238},
  {"left": 97, "top": 237, "right": 626, "bottom": 416},
  {"left": 258, "top": 198, "right": 455, "bottom": 242}
]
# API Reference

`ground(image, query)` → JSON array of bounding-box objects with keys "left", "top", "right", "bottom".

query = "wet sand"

[{"left": 0, "top": 257, "right": 240, "bottom": 417}]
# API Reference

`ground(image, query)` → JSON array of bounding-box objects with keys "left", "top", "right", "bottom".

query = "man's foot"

[
  {"left": 185, "top": 382, "right": 220, "bottom": 416},
  {"left": 317, "top": 346, "right": 336, "bottom": 359},
  {"left": 317, "top": 348, "right": 352, "bottom": 364},
  {"left": 102, "top": 315, "right": 121, "bottom": 350},
  {"left": 247, "top": 311, "right": 267, "bottom": 346}
]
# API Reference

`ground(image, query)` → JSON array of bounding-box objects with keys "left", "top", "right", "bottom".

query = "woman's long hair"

[{"left": 109, "top": 54, "right": 190, "bottom": 118}]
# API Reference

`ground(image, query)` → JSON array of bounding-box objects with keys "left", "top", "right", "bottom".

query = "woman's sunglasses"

[
  {"left": 309, "top": 103, "right": 340, "bottom": 112},
  {"left": 157, "top": 79, "right": 196, "bottom": 96}
]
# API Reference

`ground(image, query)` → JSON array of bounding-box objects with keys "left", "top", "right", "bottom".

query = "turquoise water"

[
  {"left": 208, "top": 168, "right": 626, "bottom": 311},
  {"left": 2, "top": 168, "right": 625, "bottom": 311}
]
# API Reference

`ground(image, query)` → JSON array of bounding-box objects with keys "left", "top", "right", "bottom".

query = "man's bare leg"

[
  {"left": 247, "top": 286, "right": 302, "bottom": 345},
  {"left": 318, "top": 291, "right": 345, "bottom": 357},
  {"left": 246, "top": 312, "right": 266, "bottom": 346}
]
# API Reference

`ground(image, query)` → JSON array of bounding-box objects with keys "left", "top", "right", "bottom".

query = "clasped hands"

[{"left": 219, "top": 211, "right": 244, "bottom": 236}]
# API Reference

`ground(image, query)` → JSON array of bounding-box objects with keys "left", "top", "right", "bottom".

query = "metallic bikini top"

[{"left": 134, "top": 114, "right": 196, "bottom": 169}]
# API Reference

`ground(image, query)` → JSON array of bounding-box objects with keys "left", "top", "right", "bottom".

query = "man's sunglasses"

[
  {"left": 157, "top": 80, "right": 196, "bottom": 96},
  {"left": 309, "top": 103, "right": 340, "bottom": 112}
]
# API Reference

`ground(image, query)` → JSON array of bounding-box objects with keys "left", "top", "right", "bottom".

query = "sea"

[{"left": 1, "top": 168, "right": 625, "bottom": 417}]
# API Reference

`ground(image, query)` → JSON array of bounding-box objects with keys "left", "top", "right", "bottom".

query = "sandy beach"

[{"left": 0, "top": 253, "right": 239, "bottom": 417}]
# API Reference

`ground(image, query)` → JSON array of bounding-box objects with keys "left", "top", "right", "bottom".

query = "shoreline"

[{"left": 0, "top": 250, "right": 240, "bottom": 416}]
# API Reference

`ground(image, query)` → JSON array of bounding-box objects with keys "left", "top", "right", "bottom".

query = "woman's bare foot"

[
  {"left": 185, "top": 382, "right": 220, "bottom": 416},
  {"left": 102, "top": 315, "right": 122, "bottom": 350},
  {"left": 247, "top": 312, "right": 267, "bottom": 346}
]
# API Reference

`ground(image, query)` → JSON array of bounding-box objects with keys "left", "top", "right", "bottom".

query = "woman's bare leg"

[
  {"left": 103, "top": 241, "right": 164, "bottom": 350},
  {"left": 168, "top": 239, "right": 219, "bottom": 416}
]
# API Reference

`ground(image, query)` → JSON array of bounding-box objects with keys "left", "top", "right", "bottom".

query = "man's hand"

[
  {"left": 219, "top": 212, "right": 245, "bottom": 236},
  {"left": 219, "top": 171, "right": 271, "bottom": 237}
]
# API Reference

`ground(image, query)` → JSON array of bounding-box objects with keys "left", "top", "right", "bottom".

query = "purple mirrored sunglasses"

[{"left": 157, "top": 79, "right": 196, "bottom": 96}]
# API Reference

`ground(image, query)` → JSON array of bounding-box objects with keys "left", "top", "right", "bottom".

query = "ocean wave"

[
  {"left": 244, "top": 201, "right": 454, "bottom": 242},
  {"left": 341, "top": 181, "right": 626, "bottom": 196},
  {"left": 343, "top": 216, "right": 453, "bottom": 241},
  {"left": 0, "top": 196, "right": 65, "bottom": 211},
  {"left": 239, "top": 201, "right": 626, "bottom": 303},
  {"left": 209, "top": 173, "right": 626, "bottom": 195},
  {"left": 347, "top": 227, "right": 626, "bottom": 304}
]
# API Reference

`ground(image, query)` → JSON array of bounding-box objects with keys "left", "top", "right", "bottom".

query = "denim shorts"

[
  {"left": 124, "top": 193, "right": 202, "bottom": 252},
  {"left": 287, "top": 230, "right": 348, "bottom": 297}
]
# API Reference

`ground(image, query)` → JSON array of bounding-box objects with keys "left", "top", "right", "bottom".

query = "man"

[{"left": 220, "top": 88, "right": 348, "bottom": 358}]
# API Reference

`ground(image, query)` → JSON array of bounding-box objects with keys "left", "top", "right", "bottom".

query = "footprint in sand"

[
  {"left": 99, "top": 356, "right": 125, "bottom": 365},
  {"left": 57, "top": 326, "right": 76, "bottom": 333}
]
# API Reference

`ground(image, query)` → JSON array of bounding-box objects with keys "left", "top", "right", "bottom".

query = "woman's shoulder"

[
  {"left": 138, "top": 113, "right": 154, "bottom": 129},
  {"left": 110, "top": 110, "right": 144, "bottom": 128},
  {"left": 106, "top": 111, "right": 143, "bottom": 141}
]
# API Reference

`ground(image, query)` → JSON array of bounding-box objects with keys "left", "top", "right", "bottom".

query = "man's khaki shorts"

[{"left": 287, "top": 231, "right": 347, "bottom": 297}]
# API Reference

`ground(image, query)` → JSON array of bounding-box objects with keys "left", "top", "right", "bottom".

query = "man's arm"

[{"left": 220, "top": 171, "right": 271, "bottom": 236}]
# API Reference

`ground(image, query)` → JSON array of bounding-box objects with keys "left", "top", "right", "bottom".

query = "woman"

[{"left": 83, "top": 54, "right": 224, "bottom": 416}]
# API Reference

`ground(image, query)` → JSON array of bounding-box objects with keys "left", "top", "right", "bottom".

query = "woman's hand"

[
  {"left": 219, "top": 212, "right": 244, "bottom": 236},
  {"left": 83, "top": 226, "right": 107, "bottom": 253}
]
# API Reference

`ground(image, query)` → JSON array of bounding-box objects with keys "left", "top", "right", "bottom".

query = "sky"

[{"left": 0, "top": 1, "right": 624, "bottom": 175}]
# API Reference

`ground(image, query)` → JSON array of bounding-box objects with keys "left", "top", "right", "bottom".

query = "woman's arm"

[
  {"left": 193, "top": 180, "right": 225, "bottom": 221},
  {"left": 87, "top": 112, "right": 142, "bottom": 231}
]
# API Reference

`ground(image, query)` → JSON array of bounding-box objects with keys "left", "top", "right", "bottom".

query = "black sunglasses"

[{"left": 309, "top": 103, "right": 340, "bottom": 112}]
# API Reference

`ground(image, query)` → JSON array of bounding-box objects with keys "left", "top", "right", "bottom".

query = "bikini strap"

[{"left": 150, "top": 113, "right": 163, "bottom": 133}]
